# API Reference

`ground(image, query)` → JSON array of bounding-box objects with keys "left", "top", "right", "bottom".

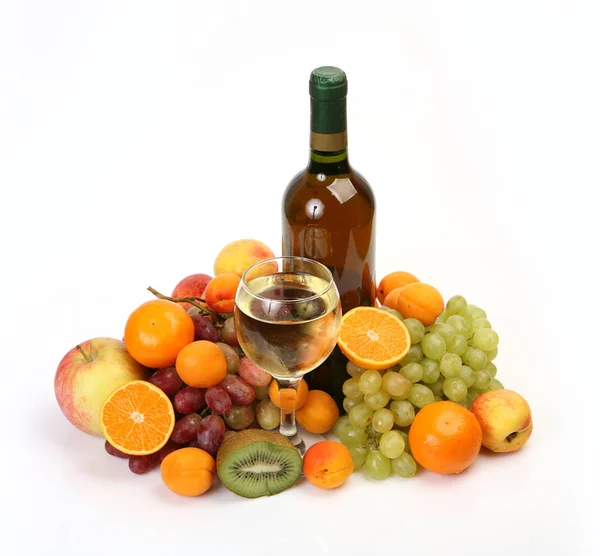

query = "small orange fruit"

[
  {"left": 100, "top": 380, "right": 175, "bottom": 456},
  {"left": 384, "top": 282, "right": 444, "bottom": 326},
  {"left": 296, "top": 390, "right": 339, "bottom": 434},
  {"left": 409, "top": 400, "right": 482, "bottom": 474},
  {"left": 125, "top": 299, "right": 195, "bottom": 368},
  {"left": 268, "top": 379, "right": 308, "bottom": 414},
  {"left": 377, "top": 271, "right": 419, "bottom": 304},
  {"left": 203, "top": 273, "right": 241, "bottom": 314},
  {"left": 337, "top": 307, "right": 411, "bottom": 371},
  {"left": 176, "top": 340, "right": 227, "bottom": 388},
  {"left": 303, "top": 440, "right": 354, "bottom": 489},
  {"left": 161, "top": 447, "right": 216, "bottom": 497}
]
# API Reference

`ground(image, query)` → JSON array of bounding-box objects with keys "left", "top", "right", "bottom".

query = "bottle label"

[{"left": 310, "top": 131, "right": 348, "bottom": 152}]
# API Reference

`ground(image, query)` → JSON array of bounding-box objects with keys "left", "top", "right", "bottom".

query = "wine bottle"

[{"left": 282, "top": 66, "right": 376, "bottom": 403}]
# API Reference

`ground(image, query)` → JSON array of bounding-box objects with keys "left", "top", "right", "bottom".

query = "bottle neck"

[{"left": 309, "top": 96, "right": 349, "bottom": 174}]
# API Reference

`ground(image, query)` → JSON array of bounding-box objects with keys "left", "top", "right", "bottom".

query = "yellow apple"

[
  {"left": 470, "top": 389, "right": 533, "bottom": 453},
  {"left": 54, "top": 338, "right": 148, "bottom": 436}
]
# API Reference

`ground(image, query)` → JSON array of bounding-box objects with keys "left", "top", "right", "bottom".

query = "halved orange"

[
  {"left": 337, "top": 307, "right": 411, "bottom": 370},
  {"left": 100, "top": 380, "right": 175, "bottom": 456}
]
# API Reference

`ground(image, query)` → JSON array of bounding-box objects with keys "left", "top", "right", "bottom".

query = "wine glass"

[{"left": 234, "top": 256, "right": 342, "bottom": 454}]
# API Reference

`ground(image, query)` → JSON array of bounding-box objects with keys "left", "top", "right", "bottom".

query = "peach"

[
  {"left": 303, "top": 440, "right": 354, "bottom": 489},
  {"left": 213, "top": 239, "right": 275, "bottom": 278},
  {"left": 296, "top": 390, "right": 339, "bottom": 434},
  {"left": 54, "top": 338, "right": 148, "bottom": 436},
  {"left": 203, "top": 273, "right": 241, "bottom": 314},
  {"left": 471, "top": 390, "right": 533, "bottom": 453},
  {"left": 172, "top": 273, "right": 212, "bottom": 309}
]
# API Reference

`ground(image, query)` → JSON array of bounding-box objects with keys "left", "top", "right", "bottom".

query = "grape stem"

[
  {"left": 76, "top": 344, "right": 91, "bottom": 363},
  {"left": 147, "top": 286, "right": 218, "bottom": 318},
  {"left": 199, "top": 406, "right": 211, "bottom": 418}
]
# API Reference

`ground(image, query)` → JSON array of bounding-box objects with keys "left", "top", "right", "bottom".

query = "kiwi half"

[{"left": 217, "top": 429, "right": 302, "bottom": 498}]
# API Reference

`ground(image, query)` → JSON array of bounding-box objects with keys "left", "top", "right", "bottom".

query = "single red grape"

[
  {"left": 205, "top": 386, "right": 233, "bottom": 415},
  {"left": 196, "top": 415, "right": 226, "bottom": 457},
  {"left": 173, "top": 386, "right": 206, "bottom": 414},
  {"left": 171, "top": 413, "right": 203, "bottom": 444},
  {"left": 128, "top": 453, "right": 160, "bottom": 474},
  {"left": 104, "top": 440, "right": 128, "bottom": 459},
  {"left": 219, "top": 374, "right": 255, "bottom": 405},
  {"left": 190, "top": 314, "right": 218, "bottom": 342},
  {"left": 238, "top": 357, "right": 271, "bottom": 387},
  {"left": 148, "top": 367, "right": 183, "bottom": 397}
]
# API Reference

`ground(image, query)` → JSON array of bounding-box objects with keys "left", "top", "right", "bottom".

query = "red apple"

[
  {"left": 54, "top": 338, "right": 148, "bottom": 436},
  {"left": 172, "top": 273, "right": 212, "bottom": 309},
  {"left": 470, "top": 389, "right": 533, "bottom": 453}
]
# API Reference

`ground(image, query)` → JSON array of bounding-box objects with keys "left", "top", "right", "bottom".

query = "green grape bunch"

[{"left": 334, "top": 295, "right": 503, "bottom": 480}]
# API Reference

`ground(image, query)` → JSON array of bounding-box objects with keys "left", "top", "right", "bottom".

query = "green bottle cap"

[{"left": 309, "top": 66, "right": 348, "bottom": 101}]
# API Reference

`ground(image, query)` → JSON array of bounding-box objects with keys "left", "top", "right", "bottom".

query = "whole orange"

[
  {"left": 408, "top": 401, "right": 482, "bottom": 474},
  {"left": 269, "top": 379, "right": 308, "bottom": 414},
  {"left": 385, "top": 282, "right": 444, "bottom": 326},
  {"left": 176, "top": 341, "right": 227, "bottom": 388},
  {"left": 296, "top": 390, "right": 339, "bottom": 434},
  {"left": 377, "top": 271, "right": 419, "bottom": 304},
  {"left": 125, "top": 299, "right": 195, "bottom": 368}
]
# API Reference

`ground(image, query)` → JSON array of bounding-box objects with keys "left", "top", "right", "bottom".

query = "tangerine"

[
  {"left": 269, "top": 379, "right": 308, "bottom": 414},
  {"left": 408, "top": 400, "right": 482, "bottom": 474},
  {"left": 176, "top": 340, "right": 227, "bottom": 388},
  {"left": 296, "top": 390, "right": 339, "bottom": 434},
  {"left": 125, "top": 299, "right": 194, "bottom": 368}
]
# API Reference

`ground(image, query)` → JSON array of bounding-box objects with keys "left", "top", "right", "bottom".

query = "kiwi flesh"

[{"left": 217, "top": 429, "right": 302, "bottom": 498}]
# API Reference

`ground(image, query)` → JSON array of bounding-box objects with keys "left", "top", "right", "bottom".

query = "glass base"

[{"left": 280, "top": 428, "right": 306, "bottom": 456}]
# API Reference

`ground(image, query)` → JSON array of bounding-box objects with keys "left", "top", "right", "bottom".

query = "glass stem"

[{"left": 276, "top": 377, "right": 300, "bottom": 438}]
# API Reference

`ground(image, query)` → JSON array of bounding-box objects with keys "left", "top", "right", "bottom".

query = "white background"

[{"left": 1, "top": 1, "right": 598, "bottom": 555}]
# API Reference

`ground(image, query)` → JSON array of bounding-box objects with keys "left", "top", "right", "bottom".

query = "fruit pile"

[
  {"left": 55, "top": 239, "right": 345, "bottom": 497},
  {"left": 333, "top": 271, "right": 533, "bottom": 480}
]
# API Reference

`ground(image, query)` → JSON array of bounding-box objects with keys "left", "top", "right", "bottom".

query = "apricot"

[
  {"left": 268, "top": 379, "right": 308, "bottom": 414},
  {"left": 377, "top": 271, "right": 419, "bottom": 304},
  {"left": 203, "top": 273, "right": 241, "bottom": 314},
  {"left": 214, "top": 239, "right": 275, "bottom": 278},
  {"left": 296, "top": 390, "right": 339, "bottom": 434},
  {"left": 176, "top": 341, "right": 227, "bottom": 388},
  {"left": 303, "top": 440, "right": 354, "bottom": 490},
  {"left": 161, "top": 447, "right": 215, "bottom": 496},
  {"left": 172, "top": 273, "right": 212, "bottom": 309},
  {"left": 385, "top": 282, "right": 444, "bottom": 327}
]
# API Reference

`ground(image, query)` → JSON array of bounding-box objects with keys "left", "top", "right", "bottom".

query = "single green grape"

[
  {"left": 380, "top": 306, "right": 404, "bottom": 321},
  {"left": 364, "top": 389, "right": 391, "bottom": 410},
  {"left": 466, "top": 305, "right": 487, "bottom": 321},
  {"left": 382, "top": 371, "right": 411, "bottom": 397},
  {"left": 446, "top": 295, "right": 467, "bottom": 316},
  {"left": 337, "top": 422, "right": 368, "bottom": 446},
  {"left": 489, "top": 378, "right": 504, "bottom": 391},
  {"left": 403, "top": 318, "right": 425, "bottom": 344},
  {"left": 483, "top": 362, "right": 497, "bottom": 377},
  {"left": 446, "top": 315, "right": 470, "bottom": 337},
  {"left": 421, "top": 332, "right": 446, "bottom": 360},
  {"left": 407, "top": 383, "right": 435, "bottom": 408},
  {"left": 399, "top": 344, "right": 423, "bottom": 366},
  {"left": 333, "top": 416, "right": 349, "bottom": 437},
  {"left": 462, "top": 346, "right": 488, "bottom": 370},
  {"left": 421, "top": 358, "right": 440, "bottom": 383},
  {"left": 379, "top": 430, "right": 406, "bottom": 459},
  {"left": 443, "top": 377, "right": 468, "bottom": 402},
  {"left": 391, "top": 452, "right": 418, "bottom": 478},
  {"left": 473, "top": 370, "right": 491, "bottom": 389},
  {"left": 397, "top": 429, "right": 410, "bottom": 452},
  {"left": 343, "top": 396, "right": 362, "bottom": 413},
  {"left": 372, "top": 408, "right": 395, "bottom": 433},
  {"left": 390, "top": 399, "right": 415, "bottom": 427},
  {"left": 346, "top": 361, "right": 365, "bottom": 378},
  {"left": 358, "top": 370, "right": 383, "bottom": 395},
  {"left": 342, "top": 377, "right": 363, "bottom": 399},
  {"left": 470, "top": 318, "right": 492, "bottom": 336},
  {"left": 440, "top": 353, "right": 462, "bottom": 377},
  {"left": 434, "top": 323, "right": 456, "bottom": 346},
  {"left": 348, "top": 403, "right": 374, "bottom": 429},
  {"left": 458, "top": 365, "right": 475, "bottom": 388},
  {"left": 429, "top": 377, "right": 445, "bottom": 397},
  {"left": 447, "top": 334, "right": 468, "bottom": 356},
  {"left": 472, "top": 329, "right": 499, "bottom": 351},
  {"left": 400, "top": 362, "right": 424, "bottom": 383},
  {"left": 365, "top": 450, "right": 391, "bottom": 480},
  {"left": 349, "top": 445, "right": 368, "bottom": 469},
  {"left": 484, "top": 348, "right": 498, "bottom": 361}
]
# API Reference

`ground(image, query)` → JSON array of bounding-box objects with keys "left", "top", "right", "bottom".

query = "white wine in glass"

[{"left": 235, "top": 257, "right": 341, "bottom": 453}]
